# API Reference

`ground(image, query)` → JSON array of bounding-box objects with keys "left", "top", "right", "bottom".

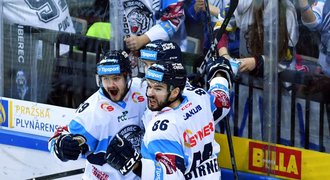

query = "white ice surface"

[{"left": 0, "top": 144, "right": 85, "bottom": 179}]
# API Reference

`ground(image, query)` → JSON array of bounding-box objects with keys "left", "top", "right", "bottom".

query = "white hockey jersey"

[
  {"left": 3, "top": 0, "right": 75, "bottom": 33},
  {"left": 49, "top": 78, "right": 147, "bottom": 180},
  {"left": 122, "top": 0, "right": 187, "bottom": 51},
  {"left": 140, "top": 78, "right": 231, "bottom": 179}
]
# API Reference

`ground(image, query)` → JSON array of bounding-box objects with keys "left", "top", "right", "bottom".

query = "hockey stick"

[
  {"left": 225, "top": 116, "right": 239, "bottom": 180},
  {"left": 27, "top": 168, "right": 85, "bottom": 180},
  {"left": 204, "top": 0, "right": 217, "bottom": 58},
  {"left": 197, "top": 0, "right": 239, "bottom": 76},
  {"left": 202, "top": 0, "right": 239, "bottom": 179}
]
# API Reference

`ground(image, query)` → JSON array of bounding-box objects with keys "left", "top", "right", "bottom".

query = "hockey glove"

[
  {"left": 54, "top": 134, "right": 86, "bottom": 162},
  {"left": 206, "top": 56, "right": 234, "bottom": 89},
  {"left": 105, "top": 134, "right": 141, "bottom": 175},
  {"left": 187, "top": 73, "right": 205, "bottom": 88}
]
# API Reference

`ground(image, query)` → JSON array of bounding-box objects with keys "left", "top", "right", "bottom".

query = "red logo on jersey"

[
  {"left": 92, "top": 166, "right": 109, "bottom": 180},
  {"left": 181, "top": 102, "right": 192, "bottom": 111},
  {"left": 132, "top": 92, "right": 145, "bottom": 103},
  {"left": 100, "top": 103, "right": 114, "bottom": 112},
  {"left": 183, "top": 122, "right": 214, "bottom": 148},
  {"left": 211, "top": 90, "right": 230, "bottom": 109}
]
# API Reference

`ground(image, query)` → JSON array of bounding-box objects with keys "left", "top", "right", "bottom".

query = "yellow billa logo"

[{"left": 0, "top": 103, "right": 6, "bottom": 124}]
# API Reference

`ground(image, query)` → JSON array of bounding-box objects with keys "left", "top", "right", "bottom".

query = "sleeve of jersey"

[
  {"left": 145, "top": 1, "right": 185, "bottom": 41},
  {"left": 302, "top": 2, "right": 324, "bottom": 30},
  {"left": 208, "top": 77, "right": 231, "bottom": 124},
  {"left": 48, "top": 117, "right": 106, "bottom": 154},
  {"left": 140, "top": 158, "right": 185, "bottom": 180},
  {"left": 140, "top": 121, "right": 186, "bottom": 179},
  {"left": 68, "top": 118, "right": 107, "bottom": 153}
]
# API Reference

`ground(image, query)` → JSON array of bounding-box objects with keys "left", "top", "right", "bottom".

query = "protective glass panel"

[{"left": 1, "top": 0, "right": 330, "bottom": 179}]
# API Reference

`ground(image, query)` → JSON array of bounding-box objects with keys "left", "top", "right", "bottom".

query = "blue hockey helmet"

[
  {"left": 140, "top": 40, "right": 182, "bottom": 63},
  {"left": 145, "top": 61, "right": 187, "bottom": 91},
  {"left": 96, "top": 50, "right": 132, "bottom": 88},
  {"left": 97, "top": 50, "right": 131, "bottom": 76}
]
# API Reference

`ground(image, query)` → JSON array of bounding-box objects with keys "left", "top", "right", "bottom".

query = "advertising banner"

[
  {"left": 215, "top": 133, "right": 330, "bottom": 179},
  {"left": 0, "top": 97, "right": 75, "bottom": 137}
]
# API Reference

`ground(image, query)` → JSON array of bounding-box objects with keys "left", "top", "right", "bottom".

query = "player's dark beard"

[{"left": 147, "top": 92, "right": 172, "bottom": 111}]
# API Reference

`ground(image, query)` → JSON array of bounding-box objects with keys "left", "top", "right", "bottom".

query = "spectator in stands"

[
  {"left": 298, "top": 0, "right": 330, "bottom": 77},
  {"left": 3, "top": 0, "right": 75, "bottom": 36},
  {"left": 217, "top": 0, "right": 299, "bottom": 77},
  {"left": 187, "top": 0, "right": 239, "bottom": 56},
  {"left": 2, "top": 0, "right": 76, "bottom": 55},
  {"left": 82, "top": 0, "right": 187, "bottom": 77},
  {"left": 2, "top": 0, "right": 76, "bottom": 101},
  {"left": 123, "top": 0, "right": 187, "bottom": 52}
]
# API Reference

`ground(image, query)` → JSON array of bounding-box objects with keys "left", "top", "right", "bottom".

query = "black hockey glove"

[
  {"left": 105, "top": 134, "right": 141, "bottom": 175},
  {"left": 54, "top": 134, "right": 86, "bottom": 162},
  {"left": 206, "top": 56, "right": 234, "bottom": 89},
  {"left": 187, "top": 73, "right": 205, "bottom": 88}
]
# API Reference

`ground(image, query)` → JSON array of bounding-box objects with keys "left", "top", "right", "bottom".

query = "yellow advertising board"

[{"left": 215, "top": 133, "right": 330, "bottom": 179}]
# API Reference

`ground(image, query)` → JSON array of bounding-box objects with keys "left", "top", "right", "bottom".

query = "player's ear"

[{"left": 169, "top": 87, "right": 180, "bottom": 101}]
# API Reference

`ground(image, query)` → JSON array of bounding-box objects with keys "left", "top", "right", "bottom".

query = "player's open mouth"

[
  {"left": 148, "top": 99, "right": 156, "bottom": 106},
  {"left": 109, "top": 90, "right": 118, "bottom": 96}
]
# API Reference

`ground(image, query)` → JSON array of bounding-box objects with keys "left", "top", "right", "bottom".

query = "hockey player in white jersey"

[
  {"left": 139, "top": 40, "right": 234, "bottom": 126},
  {"left": 139, "top": 40, "right": 183, "bottom": 74},
  {"left": 138, "top": 40, "right": 184, "bottom": 127},
  {"left": 105, "top": 58, "right": 233, "bottom": 179},
  {"left": 48, "top": 50, "right": 147, "bottom": 180}
]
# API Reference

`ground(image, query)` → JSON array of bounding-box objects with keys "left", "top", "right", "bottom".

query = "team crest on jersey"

[
  {"left": 211, "top": 90, "right": 230, "bottom": 109},
  {"left": 117, "top": 125, "right": 144, "bottom": 151},
  {"left": 123, "top": 0, "right": 153, "bottom": 35},
  {"left": 132, "top": 92, "right": 145, "bottom": 103},
  {"left": 100, "top": 103, "right": 114, "bottom": 112}
]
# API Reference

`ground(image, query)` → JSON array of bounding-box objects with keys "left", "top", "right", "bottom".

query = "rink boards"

[
  {"left": 0, "top": 96, "right": 75, "bottom": 150},
  {"left": 1, "top": 97, "right": 330, "bottom": 179},
  {"left": 216, "top": 133, "right": 330, "bottom": 179}
]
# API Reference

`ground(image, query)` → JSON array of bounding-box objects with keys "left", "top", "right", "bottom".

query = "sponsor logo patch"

[{"left": 100, "top": 103, "right": 114, "bottom": 112}]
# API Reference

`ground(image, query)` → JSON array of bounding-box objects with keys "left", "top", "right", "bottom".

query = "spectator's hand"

[
  {"left": 238, "top": 57, "right": 256, "bottom": 72},
  {"left": 194, "top": 0, "right": 206, "bottom": 13},
  {"left": 124, "top": 35, "right": 149, "bottom": 51}
]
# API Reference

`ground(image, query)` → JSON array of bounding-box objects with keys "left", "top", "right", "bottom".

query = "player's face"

[
  {"left": 101, "top": 74, "right": 128, "bottom": 102},
  {"left": 142, "top": 60, "right": 155, "bottom": 73},
  {"left": 146, "top": 79, "right": 170, "bottom": 111}
]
